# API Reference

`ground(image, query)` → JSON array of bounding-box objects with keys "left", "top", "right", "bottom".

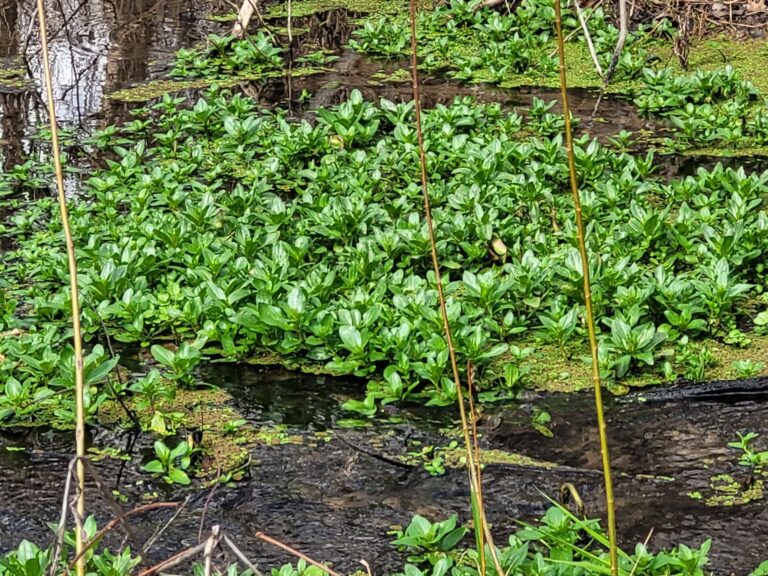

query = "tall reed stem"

[
  {"left": 407, "top": 0, "right": 485, "bottom": 553},
  {"left": 35, "top": 3, "right": 87, "bottom": 575},
  {"left": 408, "top": 4, "right": 504, "bottom": 575},
  {"left": 553, "top": 2, "right": 618, "bottom": 574}
]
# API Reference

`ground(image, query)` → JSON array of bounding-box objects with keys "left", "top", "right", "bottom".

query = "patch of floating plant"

[
  {"left": 99, "top": 387, "right": 258, "bottom": 479},
  {"left": 266, "top": 0, "right": 409, "bottom": 19},
  {"left": 106, "top": 67, "right": 325, "bottom": 102},
  {"left": 0, "top": 59, "right": 31, "bottom": 92},
  {"left": 688, "top": 471, "right": 767, "bottom": 507}
]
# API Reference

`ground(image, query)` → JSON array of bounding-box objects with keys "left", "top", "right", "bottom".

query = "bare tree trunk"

[
  {"left": 231, "top": 0, "right": 260, "bottom": 38},
  {"left": 603, "top": 0, "right": 627, "bottom": 85}
]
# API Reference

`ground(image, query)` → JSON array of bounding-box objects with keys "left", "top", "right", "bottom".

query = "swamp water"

[
  {"left": 1, "top": 366, "right": 768, "bottom": 575},
  {"left": 2, "top": 1, "right": 768, "bottom": 574}
]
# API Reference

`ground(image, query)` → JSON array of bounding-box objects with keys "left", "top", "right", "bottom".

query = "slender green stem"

[
  {"left": 553, "top": 2, "right": 618, "bottom": 575},
  {"left": 35, "top": 3, "right": 87, "bottom": 575}
]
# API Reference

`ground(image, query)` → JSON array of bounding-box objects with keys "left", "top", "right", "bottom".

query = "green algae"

[
  {"left": 518, "top": 333, "right": 768, "bottom": 394},
  {"left": 106, "top": 67, "right": 325, "bottom": 102},
  {"left": 704, "top": 473, "right": 765, "bottom": 507},
  {"left": 265, "top": 0, "right": 414, "bottom": 19}
]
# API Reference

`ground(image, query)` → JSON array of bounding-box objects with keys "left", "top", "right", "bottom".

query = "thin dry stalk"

[
  {"left": 553, "top": 2, "right": 618, "bottom": 575},
  {"left": 254, "top": 532, "right": 343, "bottom": 576},
  {"left": 572, "top": 0, "right": 604, "bottom": 79},
  {"left": 35, "top": 2, "right": 87, "bottom": 574},
  {"left": 466, "top": 365, "right": 504, "bottom": 576},
  {"left": 408, "top": 0, "right": 490, "bottom": 571},
  {"left": 203, "top": 525, "right": 222, "bottom": 576},
  {"left": 627, "top": 529, "right": 654, "bottom": 576},
  {"left": 49, "top": 458, "right": 80, "bottom": 576}
]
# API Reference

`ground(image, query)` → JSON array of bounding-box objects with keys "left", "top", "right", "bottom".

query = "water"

[{"left": 1, "top": 366, "right": 767, "bottom": 574}]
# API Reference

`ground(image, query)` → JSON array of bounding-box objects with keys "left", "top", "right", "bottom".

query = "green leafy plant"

[
  {"left": 728, "top": 432, "right": 768, "bottom": 470},
  {"left": 143, "top": 439, "right": 195, "bottom": 485},
  {"left": 732, "top": 359, "right": 765, "bottom": 379}
]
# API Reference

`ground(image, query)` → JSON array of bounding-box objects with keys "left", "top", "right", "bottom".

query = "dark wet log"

[{"left": 631, "top": 377, "right": 768, "bottom": 403}]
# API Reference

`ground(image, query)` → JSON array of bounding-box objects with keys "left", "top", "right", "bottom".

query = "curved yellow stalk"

[
  {"left": 553, "top": 2, "right": 618, "bottom": 574},
  {"left": 34, "top": 4, "right": 87, "bottom": 575}
]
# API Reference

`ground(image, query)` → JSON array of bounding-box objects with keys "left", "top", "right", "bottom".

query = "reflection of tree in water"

[
  {"left": 0, "top": 0, "right": 19, "bottom": 57},
  {"left": 13, "top": 0, "right": 213, "bottom": 128},
  {"left": 0, "top": 91, "right": 31, "bottom": 172}
]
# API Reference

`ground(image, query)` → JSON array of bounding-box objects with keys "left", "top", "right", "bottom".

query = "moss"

[
  {"left": 100, "top": 387, "right": 258, "bottom": 478},
  {"left": 516, "top": 333, "right": 768, "bottom": 395},
  {"left": 106, "top": 67, "right": 324, "bottom": 102},
  {"left": 655, "top": 36, "right": 768, "bottom": 95},
  {"left": 265, "top": 0, "right": 415, "bottom": 19},
  {"left": 424, "top": 442, "right": 561, "bottom": 470}
]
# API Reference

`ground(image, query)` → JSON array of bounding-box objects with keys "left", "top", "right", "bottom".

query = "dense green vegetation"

[
  {"left": 348, "top": 0, "right": 662, "bottom": 84},
  {"left": 3, "top": 71, "right": 768, "bottom": 423},
  {"left": 3, "top": 83, "right": 768, "bottom": 423}
]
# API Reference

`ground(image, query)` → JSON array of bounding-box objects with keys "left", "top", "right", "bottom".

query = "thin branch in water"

[
  {"left": 198, "top": 471, "right": 221, "bottom": 544},
  {"left": 553, "top": 2, "right": 618, "bottom": 575},
  {"left": 143, "top": 495, "right": 191, "bottom": 554},
  {"left": 254, "top": 532, "right": 343, "bottom": 576},
  {"left": 67, "top": 503, "right": 178, "bottom": 571},
  {"left": 222, "top": 535, "right": 265, "bottom": 576}
]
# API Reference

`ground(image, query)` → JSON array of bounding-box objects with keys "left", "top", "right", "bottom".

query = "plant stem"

[
  {"left": 35, "top": 3, "right": 87, "bottom": 575},
  {"left": 553, "top": 2, "right": 618, "bottom": 575},
  {"left": 408, "top": 4, "right": 503, "bottom": 576}
]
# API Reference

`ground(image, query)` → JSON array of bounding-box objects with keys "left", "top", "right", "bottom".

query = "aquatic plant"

[
  {"left": 3, "top": 87, "right": 768, "bottom": 423},
  {"left": 171, "top": 33, "right": 283, "bottom": 79},
  {"left": 348, "top": 0, "right": 665, "bottom": 86},
  {"left": 143, "top": 439, "right": 195, "bottom": 485},
  {"left": 391, "top": 505, "right": 716, "bottom": 576}
]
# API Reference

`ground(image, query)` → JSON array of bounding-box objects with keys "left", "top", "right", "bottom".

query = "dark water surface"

[{"left": 1, "top": 367, "right": 768, "bottom": 575}]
